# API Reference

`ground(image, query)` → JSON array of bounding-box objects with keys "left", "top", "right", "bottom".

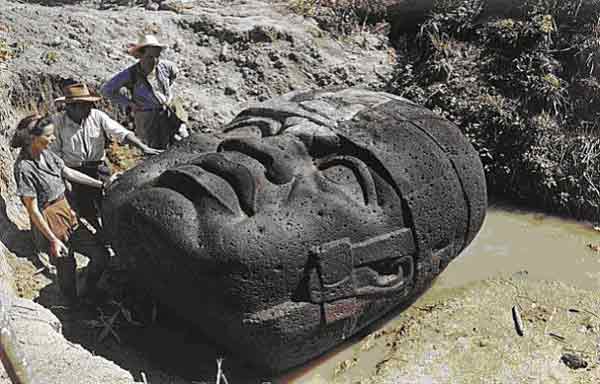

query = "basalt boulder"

[{"left": 102, "top": 88, "right": 487, "bottom": 373}]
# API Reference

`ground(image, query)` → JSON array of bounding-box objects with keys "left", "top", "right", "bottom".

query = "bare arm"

[
  {"left": 96, "top": 111, "right": 161, "bottom": 155},
  {"left": 62, "top": 167, "right": 103, "bottom": 189},
  {"left": 101, "top": 67, "right": 135, "bottom": 109},
  {"left": 124, "top": 133, "right": 163, "bottom": 155},
  {"left": 167, "top": 60, "right": 178, "bottom": 84},
  {"left": 21, "top": 196, "right": 67, "bottom": 257}
]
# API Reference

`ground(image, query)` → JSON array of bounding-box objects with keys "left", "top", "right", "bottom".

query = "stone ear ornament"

[{"left": 306, "top": 228, "right": 416, "bottom": 308}]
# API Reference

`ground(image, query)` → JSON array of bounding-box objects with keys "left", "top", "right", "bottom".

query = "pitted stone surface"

[{"left": 103, "top": 88, "right": 487, "bottom": 373}]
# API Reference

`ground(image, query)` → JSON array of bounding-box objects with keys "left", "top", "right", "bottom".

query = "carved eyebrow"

[
  {"left": 315, "top": 155, "right": 378, "bottom": 206},
  {"left": 222, "top": 117, "right": 282, "bottom": 137},
  {"left": 336, "top": 136, "right": 402, "bottom": 202}
]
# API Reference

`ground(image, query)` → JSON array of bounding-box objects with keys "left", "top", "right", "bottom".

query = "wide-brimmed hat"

[
  {"left": 54, "top": 83, "right": 102, "bottom": 103},
  {"left": 127, "top": 35, "right": 167, "bottom": 58}
]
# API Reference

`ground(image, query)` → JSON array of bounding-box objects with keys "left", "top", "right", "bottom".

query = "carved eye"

[
  {"left": 317, "top": 156, "right": 377, "bottom": 206},
  {"left": 321, "top": 165, "right": 365, "bottom": 202}
]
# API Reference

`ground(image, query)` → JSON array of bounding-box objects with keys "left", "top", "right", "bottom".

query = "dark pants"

[
  {"left": 135, "top": 107, "right": 182, "bottom": 150},
  {"left": 33, "top": 198, "right": 109, "bottom": 298},
  {"left": 68, "top": 162, "right": 111, "bottom": 231},
  {"left": 56, "top": 223, "right": 109, "bottom": 298}
]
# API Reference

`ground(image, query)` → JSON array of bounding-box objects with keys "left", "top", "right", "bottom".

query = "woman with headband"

[{"left": 11, "top": 114, "right": 110, "bottom": 300}]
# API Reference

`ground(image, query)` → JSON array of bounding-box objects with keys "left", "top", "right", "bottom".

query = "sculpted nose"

[{"left": 218, "top": 136, "right": 309, "bottom": 185}]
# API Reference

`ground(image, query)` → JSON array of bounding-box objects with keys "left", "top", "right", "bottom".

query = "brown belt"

[{"left": 42, "top": 194, "right": 65, "bottom": 210}]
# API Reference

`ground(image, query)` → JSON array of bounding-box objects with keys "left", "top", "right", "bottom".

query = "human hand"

[
  {"left": 50, "top": 238, "right": 69, "bottom": 259},
  {"left": 109, "top": 172, "right": 122, "bottom": 184},
  {"left": 102, "top": 172, "right": 121, "bottom": 193},
  {"left": 173, "top": 123, "right": 190, "bottom": 142},
  {"left": 143, "top": 146, "right": 163, "bottom": 155}
]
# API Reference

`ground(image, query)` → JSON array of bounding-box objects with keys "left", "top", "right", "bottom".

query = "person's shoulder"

[
  {"left": 42, "top": 149, "right": 64, "bottom": 167},
  {"left": 43, "top": 148, "right": 61, "bottom": 161},
  {"left": 49, "top": 111, "right": 66, "bottom": 126},
  {"left": 14, "top": 155, "right": 33, "bottom": 175},
  {"left": 160, "top": 59, "right": 178, "bottom": 69},
  {"left": 117, "top": 62, "right": 137, "bottom": 74},
  {"left": 106, "top": 63, "right": 137, "bottom": 83},
  {"left": 160, "top": 58, "right": 176, "bottom": 65},
  {"left": 91, "top": 109, "right": 124, "bottom": 129},
  {"left": 90, "top": 108, "right": 107, "bottom": 116},
  {"left": 90, "top": 109, "right": 111, "bottom": 120}
]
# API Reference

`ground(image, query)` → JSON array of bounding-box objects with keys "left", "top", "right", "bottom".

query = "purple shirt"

[{"left": 101, "top": 60, "right": 179, "bottom": 111}]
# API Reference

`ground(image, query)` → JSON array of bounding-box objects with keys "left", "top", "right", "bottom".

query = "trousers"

[{"left": 32, "top": 198, "right": 108, "bottom": 298}]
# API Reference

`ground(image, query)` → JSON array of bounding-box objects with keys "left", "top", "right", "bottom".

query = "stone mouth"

[
  {"left": 354, "top": 255, "right": 415, "bottom": 294},
  {"left": 157, "top": 160, "right": 246, "bottom": 216},
  {"left": 368, "top": 257, "right": 410, "bottom": 287}
]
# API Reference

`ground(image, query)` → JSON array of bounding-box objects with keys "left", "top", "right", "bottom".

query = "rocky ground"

[{"left": 0, "top": 0, "right": 392, "bottom": 130}]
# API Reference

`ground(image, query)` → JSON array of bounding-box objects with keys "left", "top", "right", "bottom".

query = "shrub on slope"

[{"left": 388, "top": 0, "right": 600, "bottom": 219}]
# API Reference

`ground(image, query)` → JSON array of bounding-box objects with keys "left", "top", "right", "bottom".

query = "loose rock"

[{"left": 561, "top": 353, "right": 588, "bottom": 370}]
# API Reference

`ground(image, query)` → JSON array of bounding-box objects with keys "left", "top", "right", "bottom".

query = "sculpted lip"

[
  {"left": 156, "top": 152, "right": 257, "bottom": 217},
  {"left": 191, "top": 153, "right": 258, "bottom": 216},
  {"left": 157, "top": 163, "right": 242, "bottom": 216}
]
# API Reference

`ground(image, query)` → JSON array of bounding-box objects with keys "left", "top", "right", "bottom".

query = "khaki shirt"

[
  {"left": 14, "top": 149, "right": 66, "bottom": 212},
  {"left": 50, "top": 109, "right": 131, "bottom": 166}
]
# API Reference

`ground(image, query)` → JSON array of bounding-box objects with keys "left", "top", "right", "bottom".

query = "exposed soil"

[
  {"left": 384, "top": 278, "right": 599, "bottom": 383},
  {"left": 291, "top": 276, "right": 600, "bottom": 384},
  {"left": 4, "top": 246, "right": 269, "bottom": 383}
]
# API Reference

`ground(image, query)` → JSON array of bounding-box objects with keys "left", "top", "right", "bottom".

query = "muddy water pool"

[{"left": 278, "top": 206, "right": 600, "bottom": 383}]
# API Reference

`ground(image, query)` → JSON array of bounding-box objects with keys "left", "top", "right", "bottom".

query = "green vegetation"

[
  {"left": 387, "top": 0, "right": 600, "bottom": 220},
  {"left": 41, "top": 50, "right": 59, "bottom": 65},
  {"left": 288, "top": 0, "right": 319, "bottom": 16},
  {"left": 0, "top": 39, "right": 12, "bottom": 62},
  {"left": 288, "top": 0, "right": 388, "bottom": 35}
]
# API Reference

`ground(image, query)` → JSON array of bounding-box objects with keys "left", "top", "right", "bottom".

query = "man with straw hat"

[
  {"left": 51, "top": 82, "right": 161, "bottom": 231},
  {"left": 101, "top": 34, "right": 189, "bottom": 149}
]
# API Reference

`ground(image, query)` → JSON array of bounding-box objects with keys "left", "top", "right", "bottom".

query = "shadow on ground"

[
  {"left": 34, "top": 265, "right": 275, "bottom": 383},
  {"left": 1, "top": 189, "right": 273, "bottom": 383}
]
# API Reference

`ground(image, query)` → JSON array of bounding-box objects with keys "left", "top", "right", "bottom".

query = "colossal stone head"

[{"left": 103, "top": 88, "right": 487, "bottom": 373}]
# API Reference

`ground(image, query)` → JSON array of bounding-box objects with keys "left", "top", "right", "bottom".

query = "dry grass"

[
  {"left": 105, "top": 141, "right": 143, "bottom": 173},
  {"left": 288, "top": 0, "right": 388, "bottom": 35},
  {"left": 0, "top": 40, "right": 12, "bottom": 62}
]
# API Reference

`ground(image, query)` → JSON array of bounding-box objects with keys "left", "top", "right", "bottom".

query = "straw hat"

[
  {"left": 127, "top": 35, "right": 167, "bottom": 58},
  {"left": 54, "top": 83, "right": 102, "bottom": 103}
]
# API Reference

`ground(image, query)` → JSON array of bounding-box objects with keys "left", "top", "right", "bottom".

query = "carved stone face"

[{"left": 103, "top": 89, "right": 487, "bottom": 373}]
